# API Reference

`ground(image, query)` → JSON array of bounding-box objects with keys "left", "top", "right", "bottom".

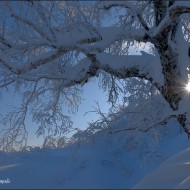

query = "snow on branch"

[
  {"left": 0, "top": 48, "right": 164, "bottom": 96},
  {"left": 97, "top": 52, "right": 163, "bottom": 87},
  {"left": 1, "top": 1, "right": 190, "bottom": 149},
  {"left": 153, "top": 3, "right": 190, "bottom": 37},
  {"left": 18, "top": 51, "right": 163, "bottom": 90}
]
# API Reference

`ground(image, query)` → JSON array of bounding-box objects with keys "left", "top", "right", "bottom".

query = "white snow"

[
  {"left": 133, "top": 148, "right": 190, "bottom": 189},
  {"left": 0, "top": 121, "right": 190, "bottom": 189},
  {"left": 97, "top": 51, "right": 164, "bottom": 86}
]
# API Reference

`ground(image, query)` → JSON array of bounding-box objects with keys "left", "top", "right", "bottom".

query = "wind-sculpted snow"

[
  {"left": 133, "top": 148, "right": 190, "bottom": 189},
  {"left": 0, "top": 122, "right": 189, "bottom": 189}
]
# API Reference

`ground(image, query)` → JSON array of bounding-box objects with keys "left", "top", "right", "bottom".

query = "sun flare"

[{"left": 185, "top": 82, "right": 190, "bottom": 92}]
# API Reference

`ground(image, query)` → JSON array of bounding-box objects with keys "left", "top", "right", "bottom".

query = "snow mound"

[{"left": 133, "top": 148, "right": 190, "bottom": 189}]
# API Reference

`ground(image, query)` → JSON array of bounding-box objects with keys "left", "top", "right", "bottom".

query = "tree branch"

[
  {"left": 18, "top": 48, "right": 70, "bottom": 74},
  {"left": 153, "top": 4, "right": 190, "bottom": 37},
  {"left": 14, "top": 51, "right": 161, "bottom": 96},
  {"left": 153, "top": 0, "right": 167, "bottom": 26},
  {"left": 109, "top": 114, "right": 177, "bottom": 134},
  {"left": 0, "top": 57, "right": 19, "bottom": 74},
  {"left": 96, "top": 52, "right": 162, "bottom": 87},
  {"left": 101, "top": 1, "right": 132, "bottom": 10},
  {"left": 137, "top": 13, "right": 149, "bottom": 31},
  {"left": 9, "top": 8, "right": 49, "bottom": 41},
  {"left": 0, "top": 36, "right": 12, "bottom": 48}
]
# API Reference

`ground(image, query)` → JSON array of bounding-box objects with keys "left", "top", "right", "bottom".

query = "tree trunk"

[
  {"left": 155, "top": 41, "right": 180, "bottom": 110},
  {"left": 154, "top": 37, "right": 190, "bottom": 137}
]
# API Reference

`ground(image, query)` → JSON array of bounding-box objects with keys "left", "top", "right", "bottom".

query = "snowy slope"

[
  {"left": 133, "top": 148, "right": 190, "bottom": 189},
  {"left": 0, "top": 122, "right": 190, "bottom": 189}
]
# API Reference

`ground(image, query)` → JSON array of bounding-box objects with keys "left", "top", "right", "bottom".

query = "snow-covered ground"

[
  {"left": 133, "top": 148, "right": 190, "bottom": 189},
  {"left": 0, "top": 121, "right": 190, "bottom": 189}
]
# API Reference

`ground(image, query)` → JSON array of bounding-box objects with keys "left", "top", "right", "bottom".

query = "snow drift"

[{"left": 0, "top": 121, "right": 189, "bottom": 189}]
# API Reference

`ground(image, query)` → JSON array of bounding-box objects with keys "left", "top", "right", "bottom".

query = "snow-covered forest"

[{"left": 0, "top": 0, "right": 190, "bottom": 189}]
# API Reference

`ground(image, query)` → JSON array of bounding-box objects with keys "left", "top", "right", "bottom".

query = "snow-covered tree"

[
  {"left": 42, "top": 135, "right": 68, "bottom": 149},
  {"left": 71, "top": 78, "right": 170, "bottom": 146},
  {"left": 0, "top": 1, "right": 190, "bottom": 150},
  {"left": 42, "top": 135, "right": 57, "bottom": 149}
]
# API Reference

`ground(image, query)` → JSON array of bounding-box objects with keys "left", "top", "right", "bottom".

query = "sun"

[{"left": 185, "top": 82, "right": 190, "bottom": 93}]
